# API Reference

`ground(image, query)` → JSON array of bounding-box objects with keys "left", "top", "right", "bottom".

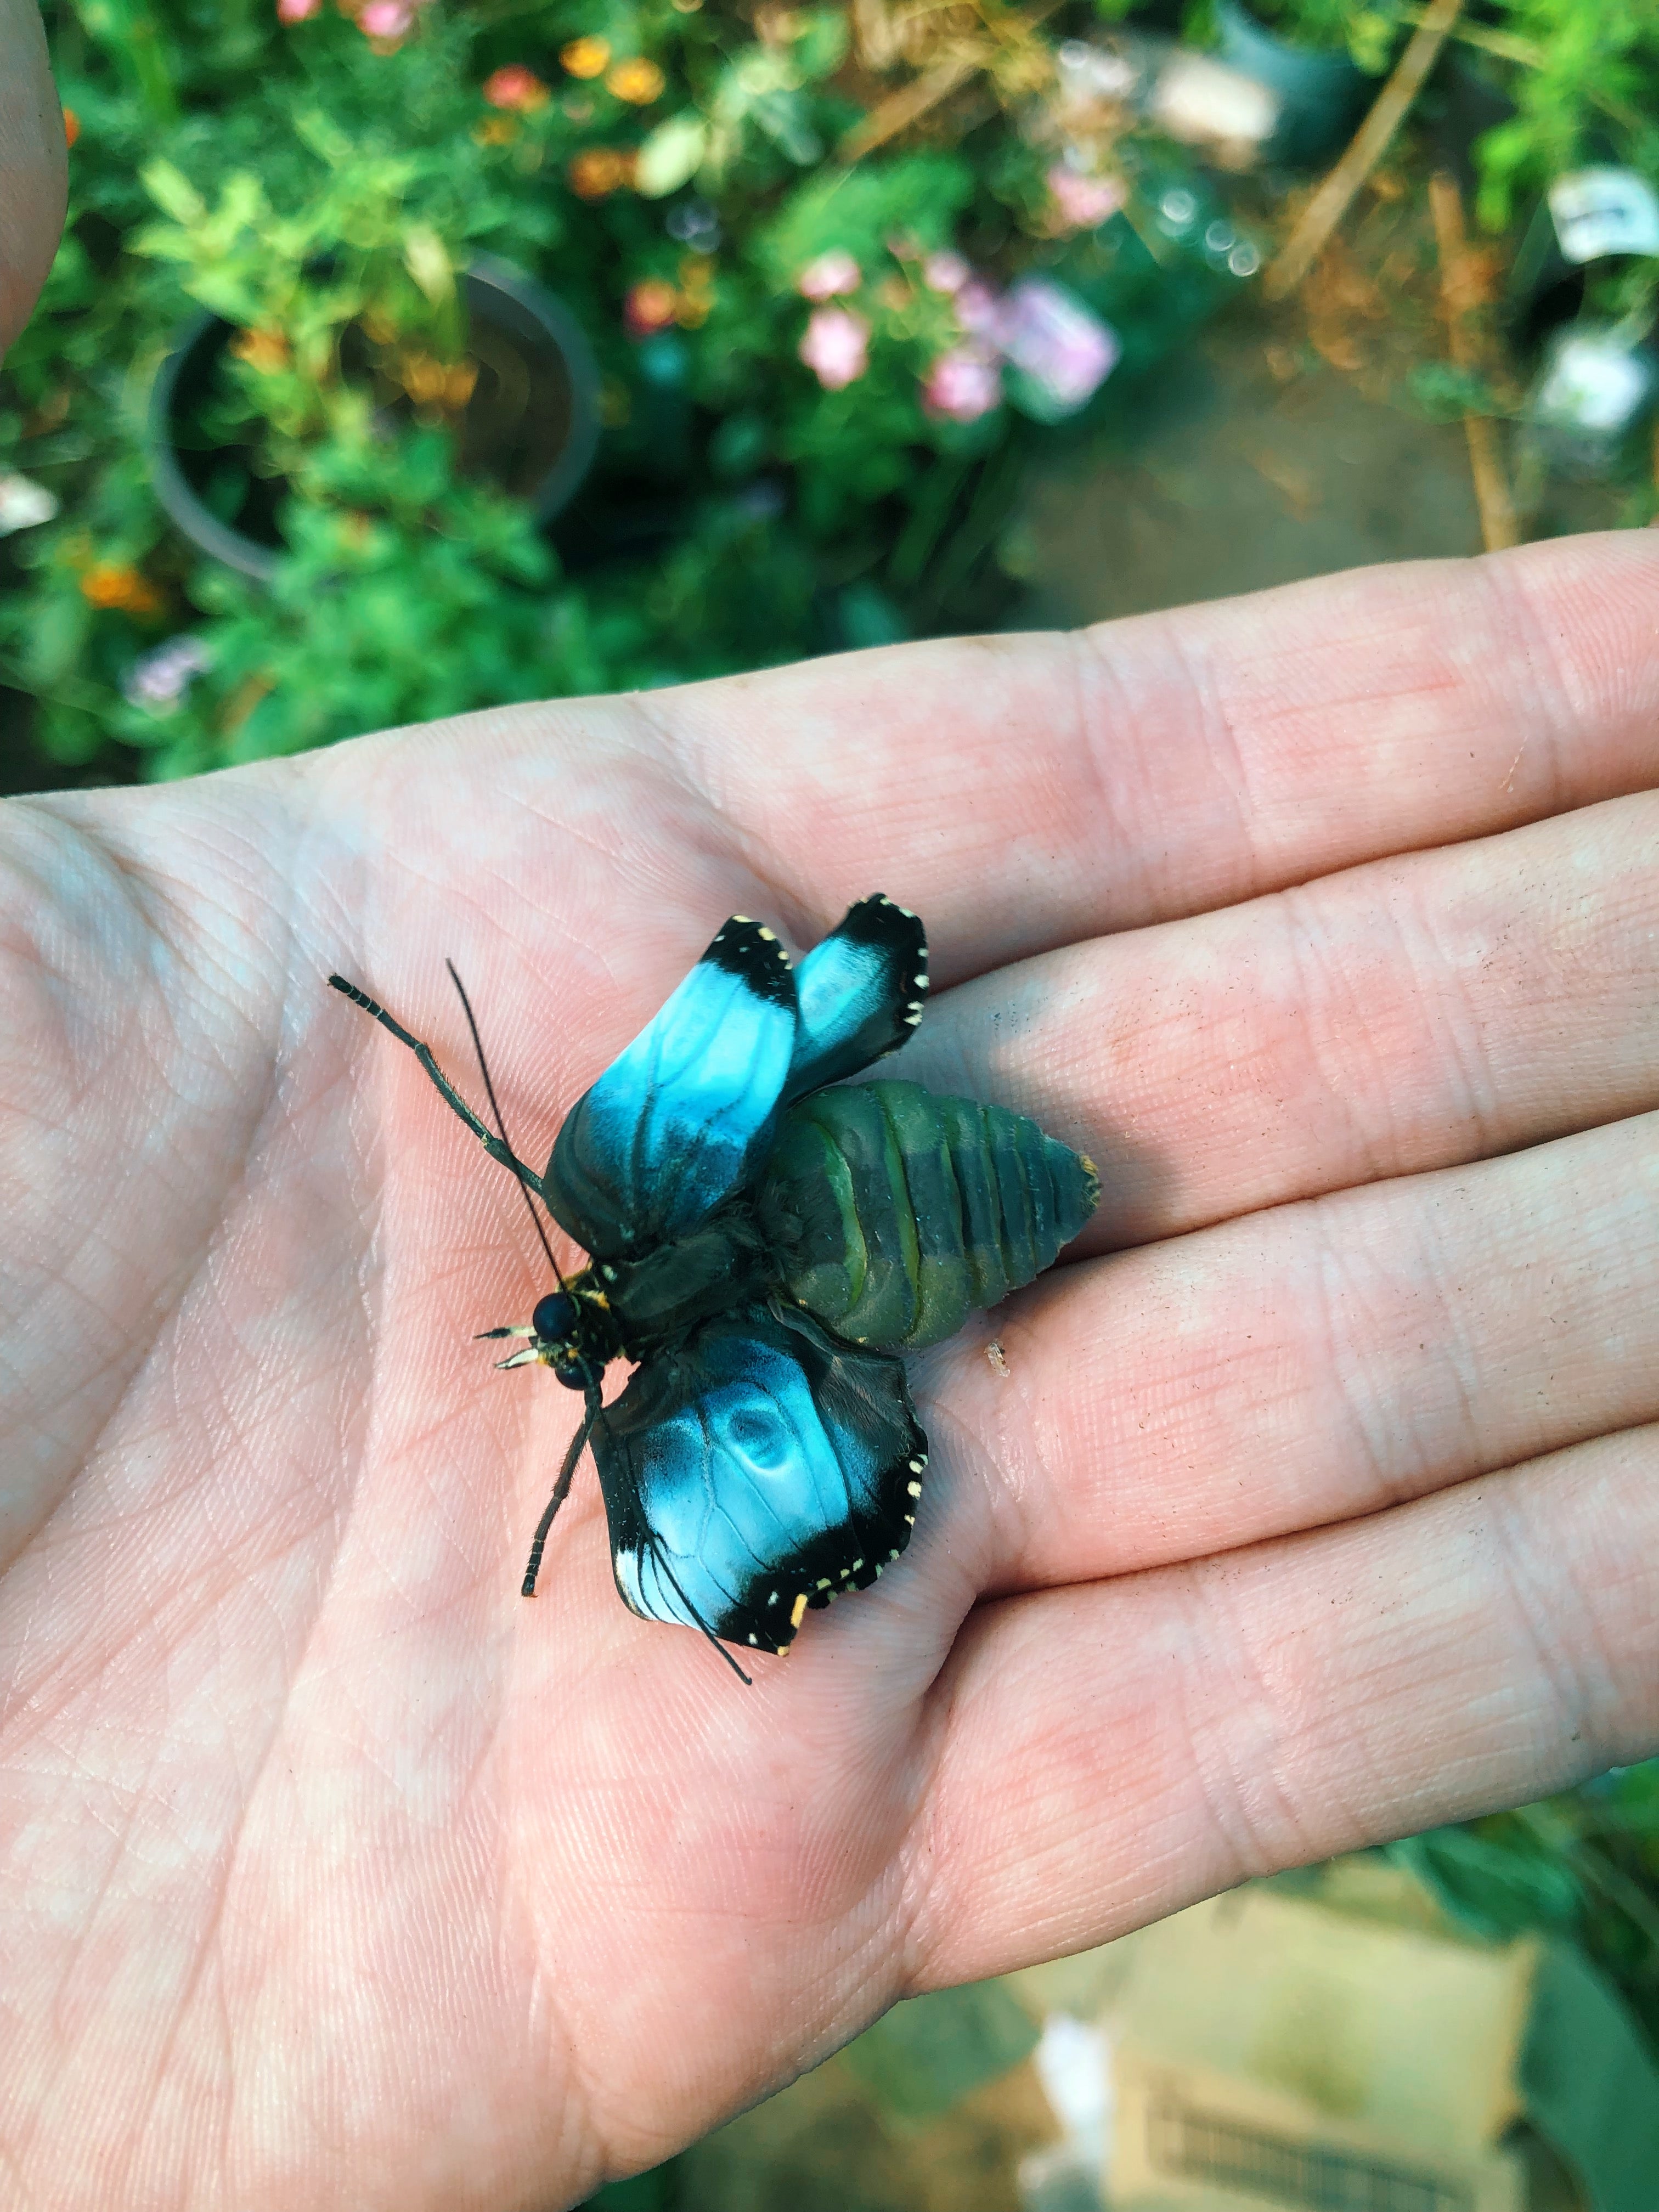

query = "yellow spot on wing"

[{"left": 790, "top": 1592, "right": 808, "bottom": 1629}]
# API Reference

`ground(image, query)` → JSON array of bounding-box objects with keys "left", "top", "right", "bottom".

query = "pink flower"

[
  {"left": 797, "top": 250, "right": 861, "bottom": 302},
  {"left": 922, "top": 250, "right": 970, "bottom": 295},
  {"left": 922, "top": 346, "right": 1002, "bottom": 423},
  {"left": 358, "top": 0, "right": 413, "bottom": 36},
  {"left": 998, "top": 279, "right": 1119, "bottom": 411},
  {"left": 277, "top": 0, "right": 321, "bottom": 20},
  {"left": 799, "top": 306, "right": 869, "bottom": 391},
  {"left": 1046, "top": 165, "right": 1125, "bottom": 233}
]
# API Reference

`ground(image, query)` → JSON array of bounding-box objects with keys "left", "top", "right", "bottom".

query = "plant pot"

[
  {"left": 1505, "top": 168, "right": 1659, "bottom": 360},
  {"left": 1212, "top": 0, "right": 1369, "bottom": 168},
  {"left": 148, "top": 255, "right": 600, "bottom": 583}
]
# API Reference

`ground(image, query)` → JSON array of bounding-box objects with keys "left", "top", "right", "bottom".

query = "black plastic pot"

[
  {"left": 148, "top": 254, "right": 600, "bottom": 583},
  {"left": 1212, "top": 0, "right": 1369, "bottom": 168},
  {"left": 1505, "top": 168, "right": 1659, "bottom": 360}
]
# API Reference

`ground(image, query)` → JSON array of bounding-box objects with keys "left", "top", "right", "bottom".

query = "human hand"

[{"left": 4, "top": 530, "right": 1658, "bottom": 2208}]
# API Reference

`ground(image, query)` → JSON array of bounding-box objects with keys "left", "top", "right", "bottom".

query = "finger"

[
  {"left": 0, "top": 0, "right": 66, "bottom": 356},
  {"left": 925, "top": 1105, "right": 1659, "bottom": 1596},
  {"left": 905, "top": 787, "right": 1659, "bottom": 1249},
  {"left": 905, "top": 1421, "right": 1659, "bottom": 1989},
  {"left": 646, "top": 532, "right": 1659, "bottom": 977}
]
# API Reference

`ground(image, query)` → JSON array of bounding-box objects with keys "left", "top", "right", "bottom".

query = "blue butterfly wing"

[
  {"left": 784, "top": 894, "right": 928, "bottom": 1103},
  {"left": 546, "top": 916, "right": 799, "bottom": 1257},
  {"left": 591, "top": 1302, "right": 927, "bottom": 1654}
]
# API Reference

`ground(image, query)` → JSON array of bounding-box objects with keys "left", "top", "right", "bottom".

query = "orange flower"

[
  {"left": 624, "top": 279, "right": 679, "bottom": 336},
  {"left": 62, "top": 107, "right": 80, "bottom": 149},
  {"left": 560, "top": 35, "right": 610, "bottom": 78},
  {"left": 483, "top": 64, "right": 549, "bottom": 110},
  {"left": 80, "top": 562, "right": 162, "bottom": 616},
  {"left": 606, "top": 56, "right": 664, "bottom": 104},
  {"left": 398, "top": 354, "right": 478, "bottom": 409},
  {"left": 567, "top": 146, "right": 631, "bottom": 199}
]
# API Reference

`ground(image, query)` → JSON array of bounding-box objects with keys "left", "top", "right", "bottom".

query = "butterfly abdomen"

[{"left": 757, "top": 1079, "right": 1098, "bottom": 1352}]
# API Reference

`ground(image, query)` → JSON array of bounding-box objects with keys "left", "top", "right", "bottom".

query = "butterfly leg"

[
  {"left": 328, "top": 975, "right": 548, "bottom": 1198},
  {"left": 522, "top": 1384, "right": 603, "bottom": 1597}
]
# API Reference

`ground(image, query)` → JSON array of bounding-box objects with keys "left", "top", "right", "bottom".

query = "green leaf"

[
  {"left": 584, "top": 2166, "right": 679, "bottom": 2210},
  {"left": 789, "top": 8, "right": 851, "bottom": 80},
  {"left": 1522, "top": 1943, "right": 1659, "bottom": 2212},
  {"left": 402, "top": 225, "right": 454, "bottom": 307},
  {"left": 634, "top": 114, "right": 709, "bottom": 200},
  {"left": 139, "top": 159, "right": 206, "bottom": 227},
  {"left": 837, "top": 1980, "right": 1039, "bottom": 2127}
]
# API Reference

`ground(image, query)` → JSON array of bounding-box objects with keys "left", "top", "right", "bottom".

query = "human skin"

[
  {"left": 5, "top": 31, "right": 1659, "bottom": 2212},
  {"left": 0, "top": 0, "right": 64, "bottom": 356}
]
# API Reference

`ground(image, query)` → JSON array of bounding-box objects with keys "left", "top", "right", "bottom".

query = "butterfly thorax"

[{"left": 573, "top": 1210, "right": 772, "bottom": 1365}]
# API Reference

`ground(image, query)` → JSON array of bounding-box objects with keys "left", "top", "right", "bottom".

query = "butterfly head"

[
  {"left": 482, "top": 1283, "right": 603, "bottom": 1386},
  {"left": 530, "top": 1290, "right": 590, "bottom": 1389}
]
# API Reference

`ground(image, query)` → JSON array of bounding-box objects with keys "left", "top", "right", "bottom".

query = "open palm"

[{"left": 5, "top": 532, "right": 1659, "bottom": 2210}]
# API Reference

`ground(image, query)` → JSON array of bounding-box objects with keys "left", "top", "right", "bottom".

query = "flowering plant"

[{"left": 2, "top": 0, "right": 1247, "bottom": 779}]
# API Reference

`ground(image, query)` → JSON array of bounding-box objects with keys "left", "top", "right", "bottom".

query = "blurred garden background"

[{"left": 4, "top": 0, "right": 1659, "bottom": 2203}]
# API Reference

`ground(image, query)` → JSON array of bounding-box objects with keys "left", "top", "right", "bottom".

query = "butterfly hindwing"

[
  {"left": 590, "top": 1302, "right": 927, "bottom": 1654},
  {"left": 545, "top": 916, "right": 799, "bottom": 1257},
  {"left": 784, "top": 894, "right": 928, "bottom": 1103}
]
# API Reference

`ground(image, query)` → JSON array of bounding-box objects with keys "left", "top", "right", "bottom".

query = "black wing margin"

[
  {"left": 783, "top": 894, "right": 928, "bottom": 1104},
  {"left": 590, "top": 1302, "right": 928, "bottom": 1655}
]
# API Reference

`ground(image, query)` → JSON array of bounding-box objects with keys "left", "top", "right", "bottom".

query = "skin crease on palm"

[{"left": 4, "top": 32, "right": 1659, "bottom": 2212}]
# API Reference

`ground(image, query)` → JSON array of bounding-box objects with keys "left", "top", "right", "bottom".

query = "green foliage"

[
  {"left": 1388, "top": 1762, "right": 1659, "bottom": 2056},
  {"left": 757, "top": 155, "right": 974, "bottom": 281},
  {"left": 838, "top": 1979, "right": 1040, "bottom": 2126},
  {"left": 1407, "top": 360, "right": 1510, "bottom": 421},
  {"left": 1471, "top": 1, "right": 1659, "bottom": 233},
  {"left": 1191, "top": 0, "right": 1408, "bottom": 71},
  {"left": 3, "top": 0, "right": 1245, "bottom": 778},
  {"left": 584, "top": 2163, "right": 681, "bottom": 2210}
]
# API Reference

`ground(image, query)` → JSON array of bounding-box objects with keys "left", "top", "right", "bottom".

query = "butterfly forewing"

[
  {"left": 545, "top": 916, "right": 799, "bottom": 1256},
  {"left": 590, "top": 1303, "right": 927, "bottom": 1654}
]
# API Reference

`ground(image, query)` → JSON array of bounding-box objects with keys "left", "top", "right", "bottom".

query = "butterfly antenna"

[
  {"left": 648, "top": 1540, "right": 754, "bottom": 1687},
  {"left": 445, "top": 960, "right": 570, "bottom": 1295}
]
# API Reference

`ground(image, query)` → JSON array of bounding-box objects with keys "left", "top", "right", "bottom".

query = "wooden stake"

[
  {"left": 838, "top": 49, "right": 980, "bottom": 162},
  {"left": 1265, "top": 0, "right": 1465, "bottom": 301},
  {"left": 1427, "top": 168, "right": 1519, "bottom": 551}
]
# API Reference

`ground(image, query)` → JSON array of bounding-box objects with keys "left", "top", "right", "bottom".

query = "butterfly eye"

[
  {"left": 551, "top": 1353, "right": 588, "bottom": 1391},
  {"left": 533, "top": 1291, "right": 577, "bottom": 1343}
]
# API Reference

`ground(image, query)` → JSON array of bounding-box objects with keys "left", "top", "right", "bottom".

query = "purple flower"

[
  {"left": 122, "top": 635, "right": 211, "bottom": 713},
  {"left": 797, "top": 250, "right": 861, "bottom": 302},
  {"left": 952, "top": 279, "right": 1003, "bottom": 340},
  {"left": 997, "top": 279, "right": 1119, "bottom": 412},
  {"left": 799, "top": 306, "right": 869, "bottom": 390},
  {"left": 922, "top": 346, "right": 1002, "bottom": 423}
]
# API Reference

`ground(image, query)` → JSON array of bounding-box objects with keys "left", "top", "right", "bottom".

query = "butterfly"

[{"left": 331, "top": 895, "right": 1097, "bottom": 1681}]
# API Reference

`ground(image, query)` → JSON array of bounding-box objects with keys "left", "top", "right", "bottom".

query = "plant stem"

[
  {"left": 1266, "top": 0, "right": 1465, "bottom": 301},
  {"left": 1427, "top": 169, "right": 1517, "bottom": 552}
]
